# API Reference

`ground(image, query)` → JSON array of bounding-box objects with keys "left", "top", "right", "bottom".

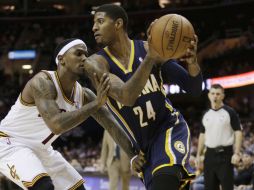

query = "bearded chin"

[{"left": 96, "top": 41, "right": 106, "bottom": 48}]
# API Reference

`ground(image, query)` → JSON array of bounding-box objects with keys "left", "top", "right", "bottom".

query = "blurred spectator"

[{"left": 100, "top": 130, "right": 131, "bottom": 190}]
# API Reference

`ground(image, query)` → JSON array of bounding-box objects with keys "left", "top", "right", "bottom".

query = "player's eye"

[
  {"left": 98, "top": 19, "right": 104, "bottom": 24},
  {"left": 76, "top": 51, "right": 83, "bottom": 57}
]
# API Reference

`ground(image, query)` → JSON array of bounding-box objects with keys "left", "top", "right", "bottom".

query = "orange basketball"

[{"left": 150, "top": 14, "right": 195, "bottom": 59}]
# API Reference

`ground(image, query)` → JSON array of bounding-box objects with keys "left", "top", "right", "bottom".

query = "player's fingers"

[
  {"left": 102, "top": 76, "right": 110, "bottom": 87},
  {"left": 138, "top": 155, "right": 146, "bottom": 164},
  {"left": 137, "top": 158, "right": 146, "bottom": 167},
  {"left": 134, "top": 163, "right": 142, "bottom": 172},
  {"left": 100, "top": 73, "right": 108, "bottom": 84},
  {"left": 100, "top": 85, "right": 110, "bottom": 96},
  {"left": 93, "top": 73, "right": 100, "bottom": 87}
]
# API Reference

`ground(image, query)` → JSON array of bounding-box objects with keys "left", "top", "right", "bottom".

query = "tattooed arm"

[
  {"left": 29, "top": 72, "right": 109, "bottom": 135},
  {"left": 83, "top": 88, "right": 136, "bottom": 158}
]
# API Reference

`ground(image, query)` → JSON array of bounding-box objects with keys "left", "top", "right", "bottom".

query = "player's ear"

[
  {"left": 58, "top": 55, "right": 65, "bottom": 66},
  {"left": 115, "top": 18, "right": 123, "bottom": 30}
]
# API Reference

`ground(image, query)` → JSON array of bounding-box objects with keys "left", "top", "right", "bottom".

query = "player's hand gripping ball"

[{"left": 150, "top": 14, "right": 195, "bottom": 59}]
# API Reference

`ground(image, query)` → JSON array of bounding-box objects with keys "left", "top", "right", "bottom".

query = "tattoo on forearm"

[{"left": 32, "top": 75, "right": 100, "bottom": 134}]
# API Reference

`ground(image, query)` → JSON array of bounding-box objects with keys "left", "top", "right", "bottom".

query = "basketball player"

[
  {"left": 0, "top": 38, "right": 138, "bottom": 190},
  {"left": 84, "top": 4, "right": 202, "bottom": 190}
]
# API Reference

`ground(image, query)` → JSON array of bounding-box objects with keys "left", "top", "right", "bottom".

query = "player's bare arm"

[
  {"left": 83, "top": 87, "right": 136, "bottom": 158},
  {"left": 30, "top": 72, "right": 109, "bottom": 135},
  {"left": 86, "top": 51, "right": 159, "bottom": 106}
]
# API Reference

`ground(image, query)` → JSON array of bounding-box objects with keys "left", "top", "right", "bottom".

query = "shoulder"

[
  {"left": 30, "top": 71, "right": 54, "bottom": 88},
  {"left": 222, "top": 105, "right": 235, "bottom": 112},
  {"left": 30, "top": 71, "right": 56, "bottom": 98},
  {"left": 85, "top": 53, "right": 110, "bottom": 74},
  {"left": 222, "top": 105, "right": 239, "bottom": 117},
  {"left": 89, "top": 53, "right": 108, "bottom": 65}
]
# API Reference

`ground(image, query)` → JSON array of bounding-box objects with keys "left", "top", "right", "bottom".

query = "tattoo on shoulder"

[{"left": 32, "top": 74, "right": 56, "bottom": 99}]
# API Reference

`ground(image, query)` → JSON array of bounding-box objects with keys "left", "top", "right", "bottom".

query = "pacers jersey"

[
  {"left": 97, "top": 40, "right": 178, "bottom": 152},
  {"left": 0, "top": 71, "right": 83, "bottom": 149}
]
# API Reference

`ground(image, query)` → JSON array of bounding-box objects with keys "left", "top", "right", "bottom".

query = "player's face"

[
  {"left": 63, "top": 44, "right": 88, "bottom": 75},
  {"left": 208, "top": 88, "right": 224, "bottom": 104},
  {"left": 93, "top": 12, "right": 116, "bottom": 46}
]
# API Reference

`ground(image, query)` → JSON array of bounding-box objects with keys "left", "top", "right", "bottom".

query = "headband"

[{"left": 55, "top": 39, "right": 87, "bottom": 65}]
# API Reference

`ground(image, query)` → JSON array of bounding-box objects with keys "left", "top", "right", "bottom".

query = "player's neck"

[
  {"left": 57, "top": 70, "right": 78, "bottom": 99},
  {"left": 108, "top": 33, "right": 131, "bottom": 58}
]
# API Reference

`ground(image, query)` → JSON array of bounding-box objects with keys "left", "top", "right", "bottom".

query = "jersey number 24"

[{"left": 133, "top": 100, "right": 156, "bottom": 127}]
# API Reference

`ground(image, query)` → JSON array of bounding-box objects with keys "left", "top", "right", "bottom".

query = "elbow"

[
  {"left": 116, "top": 89, "right": 137, "bottom": 106},
  {"left": 47, "top": 119, "right": 62, "bottom": 135},
  {"left": 121, "top": 96, "right": 136, "bottom": 106},
  {"left": 123, "top": 99, "right": 136, "bottom": 106},
  {"left": 51, "top": 127, "right": 62, "bottom": 135}
]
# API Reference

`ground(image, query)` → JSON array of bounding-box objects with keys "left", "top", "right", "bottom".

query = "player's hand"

[
  {"left": 146, "top": 20, "right": 168, "bottom": 64},
  {"left": 131, "top": 151, "right": 146, "bottom": 173},
  {"left": 93, "top": 73, "right": 110, "bottom": 107},
  {"left": 231, "top": 153, "right": 241, "bottom": 165},
  {"left": 180, "top": 34, "right": 198, "bottom": 65}
]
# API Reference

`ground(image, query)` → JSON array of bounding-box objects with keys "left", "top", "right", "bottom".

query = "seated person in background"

[{"left": 234, "top": 152, "right": 254, "bottom": 190}]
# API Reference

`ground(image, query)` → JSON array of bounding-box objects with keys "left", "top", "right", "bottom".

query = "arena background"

[{"left": 0, "top": 0, "right": 253, "bottom": 189}]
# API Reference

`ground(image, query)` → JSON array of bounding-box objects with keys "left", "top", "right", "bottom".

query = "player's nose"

[
  {"left": 92, "top": 24, "right": 98, "bottom": 32},
  {"left": 81, "top": 55, "right": 87, "bottom": 62}
]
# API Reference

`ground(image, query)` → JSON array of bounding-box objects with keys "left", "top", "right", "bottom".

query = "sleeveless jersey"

[
  {"left": 97, "top": 40, "right": 178, "bottom": 152},
  {"left": 0, "top": 71, "right": 84, "bottom": 149}
]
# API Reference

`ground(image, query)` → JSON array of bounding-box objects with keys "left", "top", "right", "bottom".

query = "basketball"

[{"left": 150, "top": 14, "right": 195, "bottom": 59}]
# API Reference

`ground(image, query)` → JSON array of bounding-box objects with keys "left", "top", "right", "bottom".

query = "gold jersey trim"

[
  {"left": 54, "top": 71, "right": 76, "bottom": 105},
  {"left": 19, "top": 70, "right": 57, "bottom": 107},
  {"left": 19, "top": 93, "right": 35, "bottom": 106},
  {"left": 68, "top": 179, "right": 85, "bottom": 190},
  {"left": 152, "top": 127, "right": 175, "bottom": 175},
  {"left": 0, "top": 131, "right": 9, "bottom": 137},
  {"left": 181, "top": 122, "right": 193, "bottom": 177},
  {"left": 104, "top": 40, "right": 135, "bottom": 74},
  {"left": 22, "top": 173, "right": 49, "bottom": 187}
]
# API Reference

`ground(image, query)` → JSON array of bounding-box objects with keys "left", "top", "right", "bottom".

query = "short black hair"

[
  {"left": 54, "top": 38, "right": 77, "bottom": 61},
  {"left": 95, "top": 4, "right": 128, "bottom": 31},
  {"left": 211, "top": 84, "right": 224, "bottom": 92}
]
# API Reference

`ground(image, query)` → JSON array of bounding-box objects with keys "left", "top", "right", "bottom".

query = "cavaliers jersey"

[
  {"left": 97, "top": 40, "right": 179, "bottom": 152},
  {"left": 0, "top": 71, "right": 84, "bottom": 149}
]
